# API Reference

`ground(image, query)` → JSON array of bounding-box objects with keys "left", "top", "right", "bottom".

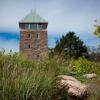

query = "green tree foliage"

[
  {"left": 94, "top": 26, "right": 100, "bottom": 38},
  {"left": 54, "top": 32, "right": 88, "bottom": 58},
  {"left": 94, "top": 20, "right": 100, "bottom": 46}
]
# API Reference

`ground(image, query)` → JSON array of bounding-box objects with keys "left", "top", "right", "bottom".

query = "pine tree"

[{"left": 54, "top": 32, "right": 88, "bottom": 58}]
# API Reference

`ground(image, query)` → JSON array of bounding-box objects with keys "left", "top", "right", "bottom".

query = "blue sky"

[{"left": 0, "top": 0, "right": 100, "bottom": 52}]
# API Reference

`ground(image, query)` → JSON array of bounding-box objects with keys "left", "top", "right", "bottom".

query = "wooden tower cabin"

[{"left": 19, "top": 10, "right": 48, "bottom": 60}]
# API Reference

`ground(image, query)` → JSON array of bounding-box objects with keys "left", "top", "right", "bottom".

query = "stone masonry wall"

[{"left": 20, "top": 30, "right": 48, "bottom": 60}]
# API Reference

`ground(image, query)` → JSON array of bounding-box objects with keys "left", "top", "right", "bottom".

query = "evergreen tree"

[{"left": 54, "top": 32, "right": 88, "bottom": 58}]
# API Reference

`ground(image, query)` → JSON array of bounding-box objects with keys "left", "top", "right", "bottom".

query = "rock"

[
  {"left": 83, "top": 73, "right": 97, "bottom": 79},
  {"left": 56, "top": 75, "right": 88, "bottom": 98}
]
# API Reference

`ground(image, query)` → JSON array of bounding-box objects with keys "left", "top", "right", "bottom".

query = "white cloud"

[
  {"left": 0, "top": 0, "right": 100, "bottom": 49},
  {"left": 0, "top": 0, "right": 100, "bottom": 35}
]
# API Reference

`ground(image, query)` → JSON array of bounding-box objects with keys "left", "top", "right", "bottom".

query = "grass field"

[{"left": 0, "top": 51, "right": 100, "bottom": 100}]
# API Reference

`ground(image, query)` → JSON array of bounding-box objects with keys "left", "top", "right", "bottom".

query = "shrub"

[{"left": 72, "top": 57, "right": 100, "bottom": 74}]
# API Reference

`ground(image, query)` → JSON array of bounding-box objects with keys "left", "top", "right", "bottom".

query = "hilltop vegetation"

[
  {"left": 54, "top": 32, "right": 88, "bottom": 59},
  {"left": 0, "top": 51, "right": 100, "bottom": 100}
]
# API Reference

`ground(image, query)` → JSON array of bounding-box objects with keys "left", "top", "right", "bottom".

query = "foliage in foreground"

[
  {"left": 0, "top": 52, "right": 68, "bottom": 100},
  {"left": 0, "top": 51, "right": 100, "bottom": 100},
  {"left": 71, "top": 57, "right": 100, "bottom": 74}
]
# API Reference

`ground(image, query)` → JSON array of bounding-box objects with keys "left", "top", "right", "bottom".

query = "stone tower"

[{"left": 19, "top": 10, "right": 48, "bottom": 60}]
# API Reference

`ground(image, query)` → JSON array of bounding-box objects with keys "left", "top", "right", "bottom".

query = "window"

[
  {"left": 25, "top": 24, "right": 30, "bottom": 29},
  {"left": 37, "top": 33, "right": 40, "bottom": 39},
  {"left": 31, "top": 24, "right": 37, "bottom": 30},
  {"left": 27, "top": 34, "right": 30, "bottom": 39},
  {"left": 38, "top": 24, "right": 42, "bottom": 30},
  {"left": 25, "top": 24, "right": 44, "bottom": 30},
  {"left": 30, "top": 24, "right": 33, "bottom": 29},
  {"left": 28, "top": 44, "right": 30, "bottom": 48},
  {"left": 42, "top": 24, "right": 47, "bottom": 29}
]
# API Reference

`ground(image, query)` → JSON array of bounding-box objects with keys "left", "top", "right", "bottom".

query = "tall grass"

[
  {"left": 0, "top": 52, "right": 68, "bottom": 100},
  {"left": 0, "top": 51, "right": 100, "bottom": 100}
]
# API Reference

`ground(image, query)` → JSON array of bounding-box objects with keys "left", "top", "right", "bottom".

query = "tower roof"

[{"left": 19, "top": 10, "right": 48, "bottom": 23}]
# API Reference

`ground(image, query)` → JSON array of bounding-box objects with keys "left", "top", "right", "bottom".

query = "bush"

[{"left": 71, "top": 57, "right": 100, "bottom": 74}]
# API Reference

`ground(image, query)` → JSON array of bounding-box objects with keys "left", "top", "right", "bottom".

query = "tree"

[
  {"left": 54, "top": 32, "right": 88, "bottom": 58},
  {"left": 94, "top": 19, "right": 100, "bottom": 46}
]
